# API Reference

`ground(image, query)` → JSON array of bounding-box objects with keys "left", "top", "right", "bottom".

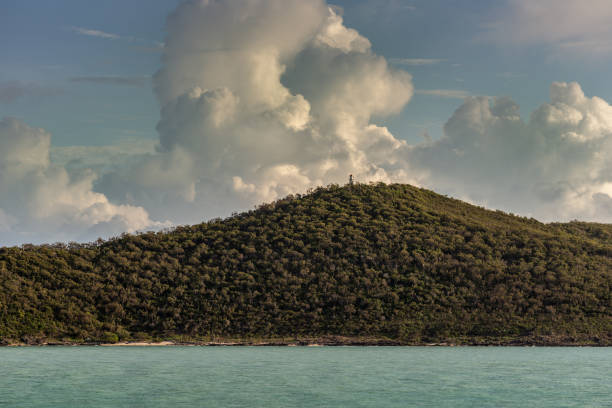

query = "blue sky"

[
  {"left": 1, "top": 0, "right": 177, "bottom": 146},
  {"left": 2, "top": 0, "right": 612, "bottom": 244}
]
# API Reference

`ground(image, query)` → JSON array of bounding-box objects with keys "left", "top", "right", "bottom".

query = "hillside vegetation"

[{"left": 1, "top": 183, "right": 611, "bottom": 345}]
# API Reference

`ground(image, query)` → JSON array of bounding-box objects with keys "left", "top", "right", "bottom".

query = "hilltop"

[{"left": 1, "top": 183, "right": 611, "bottom": 345}]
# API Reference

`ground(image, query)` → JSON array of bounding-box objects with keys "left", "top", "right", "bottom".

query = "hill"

[{"left": 1, "top": 183, "right": 611, "bottom": 345}]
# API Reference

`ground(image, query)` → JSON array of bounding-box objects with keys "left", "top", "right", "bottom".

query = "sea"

[{"left": 1, "top": 346, "right": 611, "bottom": 407}]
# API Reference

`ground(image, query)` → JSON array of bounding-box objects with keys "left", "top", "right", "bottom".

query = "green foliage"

[
  {"left": 1, "top": 183, "right": 611, "bottom": 344},
  {"left": 102, "top": 331, "right": 119, "bottom": 344}
]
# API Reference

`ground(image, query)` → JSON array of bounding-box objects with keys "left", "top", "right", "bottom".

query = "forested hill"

[{"left": 1, "top": 183, "right": 611, "bottom": 345}]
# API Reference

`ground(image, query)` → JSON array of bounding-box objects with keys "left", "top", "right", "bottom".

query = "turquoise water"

[{"left": 1, "top": 347, "right": 611, "bottom": 407}]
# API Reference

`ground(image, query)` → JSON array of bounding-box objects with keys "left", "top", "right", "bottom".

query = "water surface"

[{"left": 1, "top": 347, "right": 611, "bottom": 407}]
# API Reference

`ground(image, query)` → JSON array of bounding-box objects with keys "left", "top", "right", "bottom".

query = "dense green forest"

[{"left": 1, "top": 183, "right": 611, "bottom": 345}]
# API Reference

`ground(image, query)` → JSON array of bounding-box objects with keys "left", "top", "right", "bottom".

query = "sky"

[{"left": 2, "top": 0, "right": 612, "bottom": 245}]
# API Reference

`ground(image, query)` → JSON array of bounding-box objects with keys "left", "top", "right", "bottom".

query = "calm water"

[{"left": 1, "top": 347, "right": 611, "bottom": 407}]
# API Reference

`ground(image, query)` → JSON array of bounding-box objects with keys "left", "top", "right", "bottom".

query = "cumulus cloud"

[
  {"left": 407, "top": 82, "right": 612, "bottom": 222},
  {"left": 99, "top": 0, "right": 413, "bottom": 224},
  {"left": 0, "top": 117, "right": 164, "bottom": 245},
  {"left": 486, "top": 0, "right": 612, "bottom": 55}
]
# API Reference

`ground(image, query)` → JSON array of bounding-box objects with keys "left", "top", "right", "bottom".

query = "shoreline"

[{"left": 3, "top": 336, "right": 611, "bottom": 347}]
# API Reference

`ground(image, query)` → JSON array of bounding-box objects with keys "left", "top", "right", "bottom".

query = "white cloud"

[
  {"left": 100, "top": 0, "right": 413, "bottom": 225},
  {"left": 0, "top": 117, "right": 165, "bottom": 245},
  {"left": 416, "top": 89, "right": 470, "bottom": 99},
  {"left": 314, "top": 9, "right": 372, "bottom": 53},
  {"left": 407, "top": 82, "right": 612, "bottom": 222},
  {"left": 70, "top": 26, "right": 121, "bottom": 40},
  {"left": 486, "top": 0, "right": 612, "bottom": 56}
]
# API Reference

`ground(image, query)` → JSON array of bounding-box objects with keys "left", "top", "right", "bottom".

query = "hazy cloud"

[
  {"left": 51, "top": 138, "right": 157, "bottom": 174},
  {"left": 70, "top": 26, "right": 121, "bottom": 40},
  {"left": 389, "top": 58, "right": 445, "bottom": 66},
  {"left": 69, "top": 76, "right": 150, "bottom": 87},
  {"left": 486, "top": 0, "right": 612, "bottom": 56},
  {"left": 0, "top": 81, "right": 60, "bottom": 104},
  {"left": 131, "top": 42, "right": 165, "bottom": 53},
  {"left": 416, "top": 89, "right": 470, "bottom": 99},
  {"left": 496, "top": 72, "right": 526, "bottom": 79}
]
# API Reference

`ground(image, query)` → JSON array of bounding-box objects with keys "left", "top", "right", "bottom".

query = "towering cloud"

[
  {"left": 0, "top": 117, "right": 162, "bottom": 245},
  {"left": 101, "top": 0, "right": 413, "bottom": 224}
]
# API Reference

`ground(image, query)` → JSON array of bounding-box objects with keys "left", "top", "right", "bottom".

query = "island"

[{"left": 1, "top": 183, "right": 610, "bottom": 346}]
